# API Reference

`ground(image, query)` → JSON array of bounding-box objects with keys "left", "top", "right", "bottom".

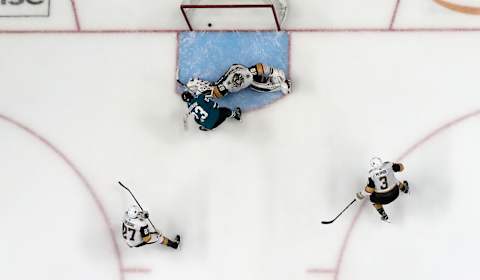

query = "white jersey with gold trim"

[
  {"left": 368, "top": 162, "right": 400, "bottom": 193},
  {"left": 122, "top": 215, "right": 151, "bottom": 248}
]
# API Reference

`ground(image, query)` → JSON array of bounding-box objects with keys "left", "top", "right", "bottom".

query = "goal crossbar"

[{"left": 180, "top": 4, "right": 281, "bottom": 31}]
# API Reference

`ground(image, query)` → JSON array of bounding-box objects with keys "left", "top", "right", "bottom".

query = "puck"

[{"left": 208, "top": 23, "right": 212, "bottom": 27}]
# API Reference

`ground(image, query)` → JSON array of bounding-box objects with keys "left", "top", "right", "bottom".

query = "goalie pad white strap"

[
  {"left": 270, "top": 68, "right": 286, "bottom": 83},
  {"left": 250, "top": 65, "right": 288, "bottom": 93},
  {"left": 250, "top": 80, "right": 283, "bottom": 93}
]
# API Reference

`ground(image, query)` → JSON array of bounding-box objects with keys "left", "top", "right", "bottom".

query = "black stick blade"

[{"left": 321, "top": 199, "right": 357, "bottom": 225}]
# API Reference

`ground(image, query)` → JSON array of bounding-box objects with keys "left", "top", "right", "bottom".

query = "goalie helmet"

[
  {"left": 370, "top": 157, "right": 383, "bottom": 169},
  {"left": 127, "top": 205, "right": 143, "bottom": 220},
  {"left": 232, "top": 73, "right": 245, "bottom": 87}
]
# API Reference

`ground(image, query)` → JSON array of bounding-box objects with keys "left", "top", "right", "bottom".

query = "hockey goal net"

[{"left": 180, "top": 0, "right": 288, "bottom": 31}]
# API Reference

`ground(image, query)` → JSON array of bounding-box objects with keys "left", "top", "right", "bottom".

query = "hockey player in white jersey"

[
  {"left": 122, "top": 205, "right": 180, "bottom": 249},
  {"left": 355, "top": 157, "right": 410, "bottom": 221},
  {"left": 185, "top": 63, "right": 292, "bottom": 98}
]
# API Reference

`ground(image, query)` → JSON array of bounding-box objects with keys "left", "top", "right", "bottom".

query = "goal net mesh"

[{"left": 181, "top": 0, "right": 288, "bottom": 31}]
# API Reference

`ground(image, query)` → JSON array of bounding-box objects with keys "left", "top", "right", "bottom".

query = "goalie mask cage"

[{"left": 180, "top": 0, "right": 288, "bottom": 31}]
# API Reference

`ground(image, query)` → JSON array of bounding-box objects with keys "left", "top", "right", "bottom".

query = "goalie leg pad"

[
  {"left": 250, "top": 80, "right": 282, "bottom": 93},
  {"left": 249, "top": 63, "right": 290, "bottom": 94},
  {"left": 270, "top": 68, "right": 286, "bottom": 84},
  {"left": 216, "top": 64, "right": 253, "bottom": 94}
]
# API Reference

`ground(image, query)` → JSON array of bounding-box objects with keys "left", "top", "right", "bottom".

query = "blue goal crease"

[{"left": 177, "top": 31, "right": 289, "bottom": 111}]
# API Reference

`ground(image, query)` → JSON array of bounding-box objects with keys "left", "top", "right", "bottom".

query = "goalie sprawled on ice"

[
  {"left": 180, "top": 63, "right": 291, "bottom": 131},
  {"left": 185, "top": 63, "right": 292, "bottom": 98}
]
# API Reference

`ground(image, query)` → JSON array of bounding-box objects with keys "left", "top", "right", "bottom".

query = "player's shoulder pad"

[
  {"left": 367, "top": 177, "right": 375, "bottom": 187},
  {"left": 392, "top": 163, "right": 404, "bottom": 172}
]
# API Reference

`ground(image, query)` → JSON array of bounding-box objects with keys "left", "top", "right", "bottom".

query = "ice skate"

[
  {"left": 401, "top": 181, "right": 409, "bottom": 194},
  {"left": 233, "top": 107, "right": 242, "bottom": 121}
]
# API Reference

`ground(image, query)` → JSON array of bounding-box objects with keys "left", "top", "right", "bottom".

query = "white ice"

[{"left": 0, "top": 1, "right": 479, "bottom": 280}]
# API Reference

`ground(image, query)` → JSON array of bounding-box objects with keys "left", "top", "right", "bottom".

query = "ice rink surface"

[{"left": 1, "top": 1, "right": 479, "bottom": 280}]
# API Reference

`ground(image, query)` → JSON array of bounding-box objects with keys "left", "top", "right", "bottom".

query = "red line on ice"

[
  {"left": 307, "top": 268, "right": 336, "bottom": 274},
  {"left": 0, "top": 29, "right": 183, "bottom": 34},
  {"left": 310, "top": 109, "right": 480, "bottom": 279},
  {"left": 396, "top": 109, "right": 480, "bottom": 161},
  {"left": 122, "top": 267, "right": 152, "bottom": 273},
  {"left": 288, "top": 31, "right": 292, "bottom": 78},
  {"left": 286, "top": 27, "right": 480, "bottom": 33},
  {"left": 0, "top": 114, "right": 126, "bottom": 280},
  {"left": 3, "top": 28, "right": 480, "bottom": 34},
  {"left": 175, "top": 31, "right": 180, "bottom": 94}
]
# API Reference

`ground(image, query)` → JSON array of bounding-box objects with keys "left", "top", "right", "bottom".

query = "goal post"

[{"left": 180, "top": 0, "right": 288, "bottom": 31}]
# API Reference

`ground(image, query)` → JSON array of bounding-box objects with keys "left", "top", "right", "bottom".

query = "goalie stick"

[
  {"left": 177, "top": 78, "right": 188, "bottom": 91},
  {"left": 176, "top": 69, "right": 192, "bottom": 130},
  {"left": 321, "top": 199, "right": 357, "bottom": 225},
  {"left": 118, "top": 181, "right": 159, "bottom": 233},
  {"left": 175, "top": 68, "right": 193, "bottom": 93}
]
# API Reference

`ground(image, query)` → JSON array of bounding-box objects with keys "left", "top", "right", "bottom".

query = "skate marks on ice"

[
  {"left": 0, "top": 114, "right": 152, "bottom": 280},
  {"left": 308, "top": 109, "right": 480, "bottom": 280}
]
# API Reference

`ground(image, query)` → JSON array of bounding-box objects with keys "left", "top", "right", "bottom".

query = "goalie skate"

[{"left": 281, "top": 79, "right": 292, "bottom": 95}]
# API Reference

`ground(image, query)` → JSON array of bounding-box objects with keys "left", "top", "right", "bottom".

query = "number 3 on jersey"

[{"left": 379, "top": 176, "right": 388, "bottom": 190}]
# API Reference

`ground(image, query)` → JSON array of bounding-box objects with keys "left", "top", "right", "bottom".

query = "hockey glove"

[{"left": 356, "top": 192, "right": 365, "bottom": 200}]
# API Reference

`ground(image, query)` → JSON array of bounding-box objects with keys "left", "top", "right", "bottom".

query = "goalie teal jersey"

[{"left": 186, "top": 94, "right": 221, "bottom": 129}]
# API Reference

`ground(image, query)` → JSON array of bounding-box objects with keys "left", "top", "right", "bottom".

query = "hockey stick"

[
  {"left": 321, "top": 199, "right": 357, "bottom": 224},
  {"left": 177, "top": 78, "right": 186, "bottom": 88},
  {"left": 175, "top": 68, "right": 191, "bottom": 92},
  {"left": 176, "top": 69, "right": 191, "bottom": 131},
  {"left": 118, "top": 181, "right": 159, "bottom": 233}
]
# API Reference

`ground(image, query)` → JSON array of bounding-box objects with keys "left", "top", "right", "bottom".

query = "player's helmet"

[
  {"left": 370, "top": 157, "right": 383, "bottom": 169},
  {"left": 181, "top": 91, "right": 193, "bottom": 103},
  {"left": 127, "top": 205, "right": 142, "bottom": 219}
]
